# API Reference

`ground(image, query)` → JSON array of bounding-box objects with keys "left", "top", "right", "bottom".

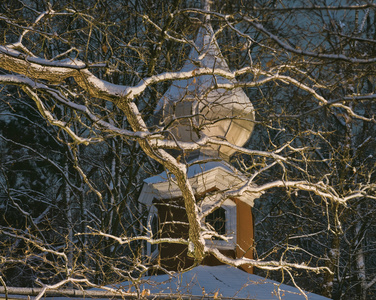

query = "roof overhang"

[{"left": 138, "top": 161, "right": 260, "bottom": 207}]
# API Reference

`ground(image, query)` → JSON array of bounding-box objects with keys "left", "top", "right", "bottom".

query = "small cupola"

[{"left": 154, "top": 24, "right": 255, "bottom": 160}]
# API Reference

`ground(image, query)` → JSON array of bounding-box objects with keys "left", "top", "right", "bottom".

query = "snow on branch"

[
  {"left": 228, "top": 179, "right": 364, "bottom": 206},
  {"left": 32, "top": 278, "right": 137, "bottom": 300},
  {"left": 0, "top": 75, "right": 161, "bottom": 141},
  {"left": 79, "top": 226, "right": 188, "bottom": 245},
  {"left": 206, "top": 247, "right": 332, "bottom": 273},
  {"left": 0, "top": 44, "right": 236, "bottom": 102},
  {"left": 23, "top": 87, "right": 98, "bottom": 145}
]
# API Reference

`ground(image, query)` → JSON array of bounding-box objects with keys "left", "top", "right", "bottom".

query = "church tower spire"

[{"left": 139, "top": 12, "right": 259, "bottom": 274}]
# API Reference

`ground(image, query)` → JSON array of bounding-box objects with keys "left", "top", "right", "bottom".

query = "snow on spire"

[
  {"left": 155, "top": 22, "right": 255, "bottom": 160},
  {"left": 202, "top": 0, "right": 211, "bottom": 11},
  {"left": 202, "top": 0, "right": 211, "bottom": 22}
]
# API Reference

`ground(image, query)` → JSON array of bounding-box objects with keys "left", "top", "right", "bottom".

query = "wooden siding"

[{"left": 235, "top": 199, "right": 254, "bottom": 274}]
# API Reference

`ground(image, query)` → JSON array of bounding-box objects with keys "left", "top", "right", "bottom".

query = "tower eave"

[{"left": 139, "top": 162, "right": 261, "bottom": 207}]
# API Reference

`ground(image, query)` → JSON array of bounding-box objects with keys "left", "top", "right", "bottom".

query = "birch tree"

[{"left": 1, "top": 1, "right": 376, "bottom": 299}]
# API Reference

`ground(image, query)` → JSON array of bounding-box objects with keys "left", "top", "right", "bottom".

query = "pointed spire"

[
  {"left": 155, "top": 22, "right": 255, "bottom": 160},
  {"left": 202, "top": 0, "right": 211, "bottom": 11},
  {"left": 202, "top": 0, "right": 211, "bottom": 22}
]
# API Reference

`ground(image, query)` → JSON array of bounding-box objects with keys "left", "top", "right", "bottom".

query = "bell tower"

[{"left": 138, "top": 20, "right": 258, "bottom": 273}]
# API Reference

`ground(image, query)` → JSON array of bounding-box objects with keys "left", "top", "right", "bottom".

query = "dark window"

[
  {"left": 206, "top": 207, "right": 226, "bottom": 238},
  {"left": 151, "top": 214, "right": 159, "bottom": 253}
]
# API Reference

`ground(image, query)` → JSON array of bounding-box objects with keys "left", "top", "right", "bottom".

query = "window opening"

[
  {"left": 206, "top": 207, "right": 226, "bottom": 239},
  {"left": 151, "top": 214, "right": 159, "bottom": 253}
]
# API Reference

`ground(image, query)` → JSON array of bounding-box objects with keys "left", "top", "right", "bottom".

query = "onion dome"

[{"left": 155, "top": 25, "right": 255, "bottom": 160}]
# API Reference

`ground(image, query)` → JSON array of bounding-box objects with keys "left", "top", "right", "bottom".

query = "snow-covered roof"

[
  {"left": 117, "top": 265, "right": 330, "bottom": 300},
  {"left": 144, "top": 160, "right": 241, "bottom": 185},
  {"left": 2, "top": 265, "right": 330, "bottom": 300},
  {"left": 139, "top": 160, "right": 259, "bottom": 207}
]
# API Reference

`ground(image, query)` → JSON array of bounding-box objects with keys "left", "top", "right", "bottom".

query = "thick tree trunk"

[{"left": 117, "top": 100, "right": 205, "bottom": 263}]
